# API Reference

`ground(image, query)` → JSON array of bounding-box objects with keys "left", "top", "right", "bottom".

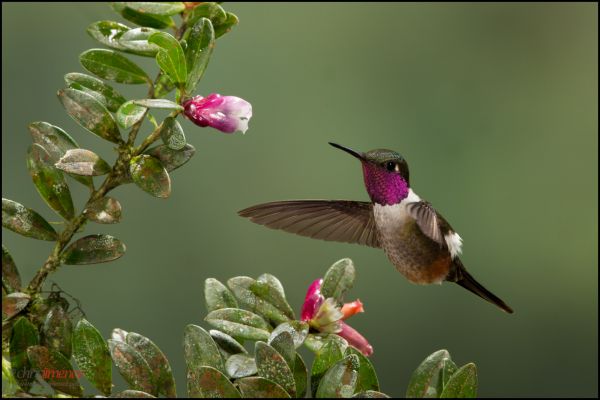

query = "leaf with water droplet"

[
  {"left": 127, "top": 332, "right": 176, "bottom": 398},
  {"left": 236, "top": 376, "right": 291, "bottom": 398},
  {"left": 27, "top": 345, "right": 83, "bottom": 396},
  {"left": 118, "top": 27, "right": 161, "bottom": 57},
  {"left": 439, "top": 363, "right": 477, "bottom": 398},
  {"left": 28, "top": 122, "right": 93, "bottom": 189},
  {"left": 210, "top": 330, "right": 247, "bottom": 359},
  {"left": 2, "top": 198, "right": 57, "bottom": 241},
  {"left": 255, "top": 341, "right": 296, "bottom": 396},
  {"left": 133, "top": 98, "right": 183, "bottom": 111},
  {"left": 186, "top": 3, "right": 226, "bottom": 28},
  {"left": 109, "top": 339, "right": 155, "bottom": 395},
  {"left": 311, "top": 338, "right": 346, "bottom": 397},
  {"left": 187, "top": 365, "right": 241, "bottom": 398},
  {"left": 2, "top": 245, "right": 21, "bottom": 293},
  {"left": 183, "top": 324, "right": 225, "bottom": 375},
  {"left": 149, "top": 32, "right": 187, "bottom": 86},
  {"left": 204, "top": 278, "right": 238, "bottom": 312},
  {"left": 112, "top": 3, "right": 174, "bottom": 29},
  {"left": 61, "top": 234, "right": 126, "bottom": 265},
  {"left": 316, "top": 354, "right": 359, "bottom": 398},
  {"left": 80, "top": 48, "right": 150, "bottom": 84},
  {"left": 65, "top": 72, "right": 126, "bottom": 112},
  {"left": 2, "top": 292, "right": 30, "bottom": 320},
  {"left": 87, "top": 20, "right": 130, "bottom": 51},
  {"left": 293, "top": 353, "right": 308, "bottom": 398},
  {"left": 112, "top": 328, "right": 129, "bottom": 343},
  {"left": 406, "top": 349, "right": 453, "bottom": 398},
  {"left": 227, "top": 276, "right": 290, "bottom": 325},
  {"left": 58, "top": 88, "right": 122, "bottom": 143},
  {"left": 41, "top": 304, "right": 72, "bottom": 359},
  {"left": 345, "top": 346, "right": 380, "bottom": 393},
  {"left": 84, "top": 197, "right": 122, "bottom": 224},
  {"left": 185, "top": 17, "right": 215, "bottom": 93},
  {"left": 73, "top": 318, "right": 112, "bottom": 396},
  {"left": 270, "top": 321, "right": 309, "bottom": 349},
  {"left": 130, "top": 155, "right": 171, "bottom": 198},
  {"left": 10, "top": 317, "right": 39, "bottom": 392},
  {"left": 117, "top": 101, "right": 147, "bottom": 129},
  {"left": 214, "top": 12, "right": 239, "bottom": 38},
  {"left": 145, "top": 143, "right": 195, "bottom": 172},
  {"left": 225, "top": 353, "right": 257, "bottom": 379},
  {"left": 321, "top": 258, "right": 355, "bottom": 303},
  {"left": 251, "top": 278, "right": 295, "bottom": 320},
  {"left": 205, "top": 308, "right": 270, "bottom": 341},
  {"left": 27, "top": 144, "right": 74, "bottom": 220},
  {"left": 160, "top": 117, "right": 186, "bottom": 150},
  {"left": 55, "top": 148, "right": 111, "bottom": 176},
  {"left": 268, "top": 330, "right": 295, "bottom": 369}
]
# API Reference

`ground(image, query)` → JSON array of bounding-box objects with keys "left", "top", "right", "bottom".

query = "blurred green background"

[{"left": 2, "top": 3, "right": 598, "bottom": 397}]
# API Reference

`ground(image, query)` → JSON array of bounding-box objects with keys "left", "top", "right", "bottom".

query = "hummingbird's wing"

[
  {"left": 405, "top": 201, "right": 462, "bottom": 257},
  {"left": 238, "top": 200, "right": 380, "bottom": 248}
]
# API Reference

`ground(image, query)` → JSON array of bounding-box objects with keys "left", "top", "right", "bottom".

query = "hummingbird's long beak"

[{"left": 328, "top": 142, "right": 366, "bottom": 161}]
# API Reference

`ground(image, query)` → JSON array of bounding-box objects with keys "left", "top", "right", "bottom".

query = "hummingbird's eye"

[{"left": 386, "top": 161, "right": 396, "bottom": 172}]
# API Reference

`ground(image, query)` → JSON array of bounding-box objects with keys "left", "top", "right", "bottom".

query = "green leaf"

[
  {"left": 2, "top": 245, "right": 21, "bottom": 293},
  {"left": 65, "top": 72, "right": 126, "bottom": 112},
  {"left": 204, "top": 278, "right": 238, "bottom": 312},
  {"left": 26, "top": 144, "right": 75, "bottom": 220},
  {"left": 124, "top": 2, "right": 185, "bottom": 16},
  {"left": 186, "top": 3, "right": 227, "bottom": 27},
  {"left": 439, "top": 363, "right": 477, "bottom": 398},
  {"left": 293, "top": 353, "right": 308, "bottom": 398},
  {"left": 58, "top": 88, "right": 122, "bottom": 143},
  {"left": 2, "top": 198, "right": 58, "bottom": 241},
  {"left": 311, "top": 338, "right": 346, "bottom": 397},
  {"left": 304, "top": 333, "right": 348, "bottom": 354},
  {"left": 210, "top": 330, "right": 246, "bottom": 360},
  {"left": 80, "top": 49, "right": 150, "bottom": 84},
  {"left": 205, "top": 308, "right": 270, "bottom": 341},
  {"left": 352, "top": 391, "right": 391, "bottom": 398},
  {"left": 214, "top": 12, "right": 239, "bottom": 38},
  {"left": 183, "top": 324, "right": 225, "bottom": 374},
  {"left": 225, "top": 353, "right": 257, "bottom": 379},
  {"left": 145, "top": 143, "right": 195, "bottom": 172},
  {"left": 132, "top": 99, "right": 183, "bottom": 110},
  {"left": 129, "top": 155, "right": 171, "bottom": 198},
  {"left": 27, "top": 346, "right": 83, "bottom": 396},
  {"left": 159, "top": 117, "right": 186, "bottom": 150},
  {"left": 438, "top": 357, "right": 458, "bottom": 395},
  {"left": 61, "top": 234, "right": 126, "bottom": 265},
  {"left": 112, "top": 3, "right": 174, "bottom": 29},
  {"left": 255, "top": 341, "right": 296, "bottom": 396},
  {"left": 28, "top": 122, "right": 93, "bottom": 189},
  {"left": 41, "top": 305, "right": 72, "bottom": 359},
  {"left": 2, "top": 292, "right": 30, "bottom": 320},
  {"left": 149, "top": 32, "right": 187, "bottom": 86},
  {"left": 321, "top": 258, "right": 356, "bottom": 303},
  {"left": 153, "top": 72, "right": 176, "bottom": 97},
  {"left": 270, "top": 321, "right": 309, "bottom": 349},
  {"left": 251, "top": 279, "right": 295, "bottom": 320},
  {"left": 257, "top": 273, "right": 286, "bottom": 299},
  {"left": 109, "top": 339, "right": 156, "bottom": 395},
  {"left": 73, "top": 319, "right": 112, "bottom": 396},
  {"left": 110, "top": 390, "right": 156, "bottom": 398},
  {"left": 127, "top": 332, "right": 176, "bottom": 398},
  {"left": 227, "top": 276, "right": 290, "bottom": 325},
  {"left": 187, "top": 365, "right": 241, "bottom": 398},
  {"left": 84, "top": 197, "right": 122, "bottom": 224},
  {"left": 86, "top": 20, "right": 130, "bottom": 51},
  {"left": 268, "top": 330, "right": 295, "bottom": 369},
  {"left": 55, "top": 148, "right": 111, "bottom": 176},
  {"left": 112, "top": 328, "right": 129, "bottom": 342},
  {"left": 118, "top": 27, "right": 161, "bottom": 57},
  {"left": 9, "top": 317, "right": 39, "bottom": 392},
  {"left": 117, "top": 100, "right": 147, "bottom": 129},
  {"left": 315, "top": 354, "right": 359, "bottom": 398},
  {"left": 236, "top": 377, "right": 291, "bottom": 398},
  {"left": 345, "top": 346, "right": 380, "bottom": 393},
  {"left": 185, "top": 17, "right": 215, "bottom": 93},
  {"left": 406, "top": 349, "right": 453, "bottom": 398}
]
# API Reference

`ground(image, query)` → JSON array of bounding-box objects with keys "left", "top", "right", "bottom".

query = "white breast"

[{"left": 373, "top": 189, "right": 421, "bottom": 238}]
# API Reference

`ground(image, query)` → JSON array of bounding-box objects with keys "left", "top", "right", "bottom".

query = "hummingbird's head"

[{"left": 329, "top": 143, "right": 410, "bottom": 206}]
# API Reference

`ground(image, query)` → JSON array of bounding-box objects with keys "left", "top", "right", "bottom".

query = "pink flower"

[
  {"left": 183, "top": 94, "right": 252, "bottom": 134},
  {"left": 301, "top": 278, "right": 373, "bottom": 356}
]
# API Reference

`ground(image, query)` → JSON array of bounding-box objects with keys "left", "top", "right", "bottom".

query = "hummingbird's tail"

[{"left": 450, "top": 260, "right": 514, "bottom": 314}]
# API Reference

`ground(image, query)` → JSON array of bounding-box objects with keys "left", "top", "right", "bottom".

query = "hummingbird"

[{"left": 238, "top": 143, "right": 513, "bottom": 314}]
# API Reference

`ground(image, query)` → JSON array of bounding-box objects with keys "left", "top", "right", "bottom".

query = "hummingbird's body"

[{"left": 239, "top": 143, "right": 513, "bottom": 313}]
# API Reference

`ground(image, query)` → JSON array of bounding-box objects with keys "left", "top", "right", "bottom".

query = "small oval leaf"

[
  {"left": 209, "top": 330, "right": 247, "bottom": 357},
  {"left": 255, "top": 341, "right": 296, "bottom": 396},
  {"left": 316, "top": 354, "right": 359, "bottom": 398},
  {"left": 27, "top": 346, "right": 83, "bottom": 396},
  {"left": 225, "top": 353, "right": 257, "bottom": 379},
  {"left": 293, "top": 353, "right": 308, "bottom": 398},
  {"left": 112, "top": 3, "right": 174, "bottom": 29},
  {"left": 311, "top": 338, "right": 346, "bottom": 397},
  {"left": 183, "top": 324, "right": 225, "bottom": 374},
  {"left": 304, "top": 333, "right": 348, "bottom": 354},
  {"left": 406, "top": 349, "right": 452, "bottom": 398},
  {"left": 345, "top": 346, "right": 380, "bottom": 393},
  {"left": 117, "top": 101, "right": 147, "bottom": 129},
  {"left": 185, "top": 17, "right": 215, "bottom": 93},
  {"left": 87, "top": 20, "right": 130, "bottom": 51},
  {"left": 321, "top": 258, "right": 356, "bottom": 303},
  {"left": 228, "top": 276, "right": 290, "bottom": 325},
  {"left": 250, "top": 278, "right": 295, "bottom": 320},
  {"left": 187, "top": 365, "right": 241, "bottom": 398},
  {"left": 205, "top": 278, "right": 238, "bottom": 312},
  {"left": 439, "top": 363, "right": 477, "bottom": 398},
  {"left": 268, "top": 330, "right": 295, "bottom": 370},
  {"left": 58, "top": 88, "right": 122, "bottom": 143},
  {"left": 236, "top": 377, "right": 291, "bottom": 398},
  {"left": 84, "top": 197, "right": 122, "bottom": 224},
  {"left": 61, "top": 234, "right": 126, "bottom": 265},
  {"left": 270, "top": 321, "right": 309, "bottom": 349},
  {"left": 10, "top": 317, "right": 40, "bottom": 392},
  {"left": 144, "top": 143, "right": 195, "bottom": 172},
  {"left": 55, "top": 149, "right": 111, "bottom": 176},
  {"left": 118, "top": 27, "right": 161, "bottom": 57},
  {"left": 80, "top": 48, "right": 150, "bottom": 84},
  {"left": 148, "top": 32, "right": 187, "bottom": 85},
  {"left": 205, "top": 308, "right": 270, "bottom": 341},
  {"left": 129, "top": 155, "right": 171, "bottom": 198},
  {"left": 124, "top": 2, "right": 185, "bottom": 16},
  {"left": 214, "top": 12, "right": 239, "bottom": 38},
  {"left": 41, "top": 304, "right": 73, "bottom": 359},
  {"left": 65, "top": 72, "right": 126, "bottom": 112},
  {"left": 187, "top": 3, "right": 227, "bottom": 30},
  {"left": 109, "top": 339, "right": 155, "bottom": 395},
  {"left": 133, "top": 98, "right": 183, "bottom": 110},
  {"left": 27, "top": 144, "right": 75, "bottom": 220},
  {"left": 127, "top": 332, "right": 176, "bottom": 398},
  {"left": 73, "top": 318, "right": 112, "bottom": 396},
  {"left": 2, "top": 245, "right": 21, "bottom": 293},
  {"left": 2, "top": 292, "right": 30, "bottom": 320},
  {"left": 160, "top": 116, "right": 186, "bottom": 150},
  {"left": 2, "top": 199, "right": 58, "bottom": 241}
]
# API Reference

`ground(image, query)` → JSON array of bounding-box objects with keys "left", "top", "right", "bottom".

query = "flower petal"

[
  {"left": 301, "top": 278, "right": 324, "bottom": 321},
  {"left": 338, "top": 322, "right": 373, "bottom": 356},
  {"left": 183, "top": 94, "right": 252, "bottom": 134},
  {"left": 312, "top": 298, "right": 343, "bottom": 334},
  {"left": 341, "top": 299, "right": 364, "bottom": 320}
]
